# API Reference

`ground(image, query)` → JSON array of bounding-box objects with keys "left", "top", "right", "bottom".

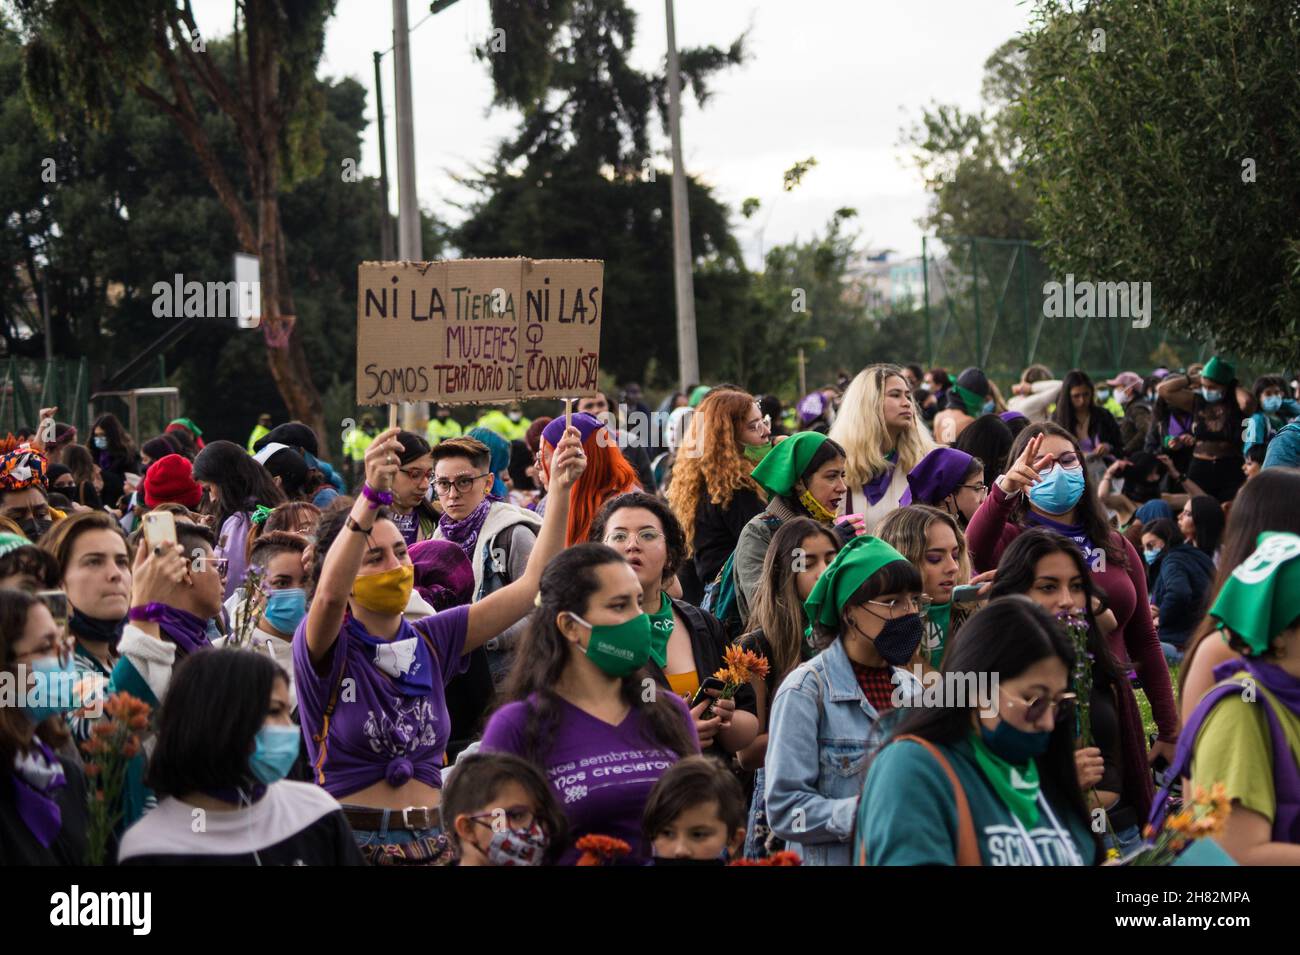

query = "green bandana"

[
  {"left": 751, "top": 432, "right": 829, "bottom": 497},
  {"left": 924, "top": 600, "right": 952, "bottom": 667},
  {"left": 0, "top": 532, "right": 32, "bottom": 557},
  {"left": 970, "top": 731, "right": 1041, "bottom": 827},
  {"left": 169, "top": 417, "right": 203, "bottom": 436},
  {"left": 744, "top": 442, "right": 773, "bottom": 465},
  {"left": 647, "top": 591, "right": 675, "bottom": 667},
  {"left": 1201, "top": 355, "right": 1234, "bottom": 387},
  {"left": 1209, "top": 531, "right": 1300, "bottom": 655},
  {"left": 804, "top": 535, "right": 909, "bottom": 630},
  {"left": 952, "top": 383, "right": 986, "bottom": 417},
  {"left": 688, "top": 385, "right": 712, "bottom": 408}
]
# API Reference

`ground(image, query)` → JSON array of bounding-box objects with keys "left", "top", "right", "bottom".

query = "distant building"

[{"left": 848, "top": 249, "right": 927, "bottom": 313}]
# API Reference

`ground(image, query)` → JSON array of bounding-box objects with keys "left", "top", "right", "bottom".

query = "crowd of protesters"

[{"left": 2, "top": 356, "right": 1299, "bottom": 867}]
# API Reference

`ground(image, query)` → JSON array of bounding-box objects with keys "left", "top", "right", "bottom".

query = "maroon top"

[{"left": 966, "top": 482, "right": 1179, "bottom": 746}]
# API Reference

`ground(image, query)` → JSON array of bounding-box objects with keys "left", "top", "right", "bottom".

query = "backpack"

[{"left": 701, "top": 513, "right": 781, "bottom": 639}]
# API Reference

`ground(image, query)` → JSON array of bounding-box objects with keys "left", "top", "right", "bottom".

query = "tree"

[
  {"left": 16, "top": 0, "right": 338, "bottom": 445},
  {"left": 1018, "top": 0, "right": 1300, "bottom": 367},
  {"left": 459, "top": 0, "right": 750, "bottom": 389},
  {"left": 902, "top": 39, "right": 1038, "bottom": 241}
]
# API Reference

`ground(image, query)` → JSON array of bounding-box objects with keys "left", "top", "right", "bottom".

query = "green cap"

[
  {"left": 1209, "top": 531, "right": 1300, "bottom": 655},
  {"left": 0, "top": 532, "right": 31, "bottom": 557},
  {"left": 804, "top": 535, "right": 909, "bottom": 630},
  {"left": 1201, "top": 356, "right": 1235, "bottom": 386},
  {"left": 687, "top": 386, "right": 712, "bottom": 408},
  {"left": 750, "top": 432, "right": 828, "bottom": 497}
]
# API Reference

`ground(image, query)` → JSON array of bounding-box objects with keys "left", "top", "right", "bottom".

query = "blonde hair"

[
  {"left": 875, "top": 504, "right": 971, "bottom": 588},
  {"left": 829, "top": 364, "right": 935, "bottom": 489},
  {"left": 666, "top": 390, "right": 765, "bottom": 553}
]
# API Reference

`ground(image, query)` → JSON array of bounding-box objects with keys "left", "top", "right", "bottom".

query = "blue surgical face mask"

[
  {"left": 1262, "top": 395, "right": 1283, "bottom": 414},
  {"left": 1143, "top": 547, "right": 1162, "bottom": 565},
  {"left": 23, "top": 656, "right": 80, "bottom": 724},
  {"left": 981, "top": 399, "right": 995, "bottom": 415},
  {"left": 1027, "top": 464, "right": 1086, "bottom": 515},
  {"left": 980, "top": 720, "right": 1050, "bottom": 764},
  {"left": 1200, "top": 387, "right": 1223, "bottom": 403},
  {"left": 1096, "top": 388, "right": 1110, "bottom": 401},
  {"left": 263, "top": 588, "right": 307, "bottom": 635},
  {"left": 249, "top": 725, "right": 301, "bottom": 785},
  {"left": 92, "top": 436, "right": 108, "bottom": 450}
]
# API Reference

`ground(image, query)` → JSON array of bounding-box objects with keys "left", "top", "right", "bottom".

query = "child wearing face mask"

[
  {"left": 644, "top": 756, "right": 746, "bottom": 865},
  {"left": 118, "top": 650, "right": 362, "bottom": 865},
  {"left": 763, "top": 535, "right": 926, "bottom": 866},
  {"left": 442, "top": 753, "right": 565, "bottom": 866}
]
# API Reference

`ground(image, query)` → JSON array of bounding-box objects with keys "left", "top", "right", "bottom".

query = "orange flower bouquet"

[
  {"left": 575, "top": 834, "right": 632, "bottom": 866},
  {"left": 80, "top": 692, "right": 151, "bottom": 866},
  {"left": 1126, "top": 783, "right": 1231, "bottom": 866},
  {"left": 729, "top": 850, "right": 802, "bottom": 867},
  {"left": 713, "top": 646, "right": 770, "bottom": 700}
]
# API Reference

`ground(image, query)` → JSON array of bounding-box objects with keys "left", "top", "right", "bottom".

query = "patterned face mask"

[{"left": 477, "top": 821, "right": 549, "bottom": 866}]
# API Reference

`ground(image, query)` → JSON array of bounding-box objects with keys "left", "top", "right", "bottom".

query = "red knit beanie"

[{"left": 143, "top": 454, "right": 203, "bottom": 509}]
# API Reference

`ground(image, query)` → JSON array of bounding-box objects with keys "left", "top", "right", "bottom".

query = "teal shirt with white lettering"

[{"left": 855, "top": 737, "right": 1097, "bottom": 866}]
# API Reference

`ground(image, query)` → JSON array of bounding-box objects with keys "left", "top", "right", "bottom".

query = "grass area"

[{"left": 1136, "top": 663, "right": 1180, "bottom": 740}]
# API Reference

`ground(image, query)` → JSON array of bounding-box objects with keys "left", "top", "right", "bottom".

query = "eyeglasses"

[
  {"left": 1000, "top": 688, "right": 1077, "bottom": 723},
  {"left": 399, "top": 467, "right": 434, "bottom": 485},
  {"left": 604, "top": 529, "right": 665, "bottom": 546},
  {"left": 470, "top": 805, "right": 536, "bottom": 832},
  {"left": 433, "top": 473, "right": 491, "bottom": 496},
  {"left": 1034, "top": 451, "right": 1083, "bottom": 470},
  {"left": 745, "top": 415, "right": 772, "bottom": 434},
  {"left": 14, "top": 635, "right": 75, "bottom": 667},
  {"left": 958, "top": 482, "right": 988, "bottom": 494},
  {"left": 193, "top": 556, "right": 229, "bottom": 580},
  {"left": 864, "top": 594, "right": 932, "bottom": 617}
]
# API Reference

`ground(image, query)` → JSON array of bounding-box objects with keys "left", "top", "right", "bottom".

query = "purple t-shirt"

[
  {"left": 292, "top": 606, "right": 470, "bottom": 800},
  {"left": 480, "top": 694, "right": 698, "bottom": 865}
]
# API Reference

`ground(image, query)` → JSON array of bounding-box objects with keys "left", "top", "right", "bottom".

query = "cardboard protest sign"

[{"left": 356, "top": 258, "right": 603, "bottom": 405}]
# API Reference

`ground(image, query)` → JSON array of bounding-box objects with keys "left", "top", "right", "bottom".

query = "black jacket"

[
  {"left": 0, "top": 756, "right": 88, "bottom": 865},
  {"left": 691, "top": 489, "right": 766, "bottom": 586},
  {"left": 1150, "top": 544, "right": 1215, "bottom": 649}
]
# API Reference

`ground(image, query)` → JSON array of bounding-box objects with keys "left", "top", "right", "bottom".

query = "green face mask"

[
  {"left": 744, "top": 442, "right": 773, "bottom": 464},
  {"left": 567, "top": 611, "right": 652, "bottom": 677}
]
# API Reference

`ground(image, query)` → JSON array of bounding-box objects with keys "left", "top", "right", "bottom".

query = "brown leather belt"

[{"left": 342, "top": 805, "right": 442, "bottom": 831}]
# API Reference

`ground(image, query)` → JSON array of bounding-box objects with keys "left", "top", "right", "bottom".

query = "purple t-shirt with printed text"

[
  {"left": 480, "top": 694, "right": 699, "bottom": 865},
  {"left": 292, "top": 606, "right": 470, "bottom": 800}
]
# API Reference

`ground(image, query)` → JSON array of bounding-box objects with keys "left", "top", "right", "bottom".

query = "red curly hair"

[{"left": 542, "top": 428, "right": 640, "bottom": 546}]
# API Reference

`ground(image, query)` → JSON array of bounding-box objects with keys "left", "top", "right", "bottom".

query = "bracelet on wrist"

[
  {"left": 360, "top": 483, "right": 394, "bottom": 509},
  {"left": 128, "top": 603, "right": 167, "bottom": 623},
  {"left": 345, "top": 516, "right": 373, "bottom": 535}
]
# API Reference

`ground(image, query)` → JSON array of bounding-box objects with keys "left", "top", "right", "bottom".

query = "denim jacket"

[{"left": 764, "top": 638, "right": 921, "bottom": 866}]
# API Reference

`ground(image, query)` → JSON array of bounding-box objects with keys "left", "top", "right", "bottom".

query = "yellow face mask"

[
  {"left": 352, "top": 565, "right": 415, "bottom": 616},
  {"left": 799, "top": 488, "right": 838, "bottom": 525}
]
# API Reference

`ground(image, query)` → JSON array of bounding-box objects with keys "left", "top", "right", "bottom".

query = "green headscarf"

[
  {"left": 804, "top": 535, "right": 909, "bottom": 630},
  {"left": 687, "top": 385, "right": 712, "bottom": 408},
  {"left": 0, "top": 532, "right": 31, "bottom": 558},
  {"left": 952, "top": 383, "right": 986, "bottom": 417},
  {"left": 169, "top": 417, "right": 204, "bottom": 437},
  {"left": 1201, "top": 356, "right": 1235, "bottom": 387},
  {"left": 1209, "top": 531, "right": 1300, "bottom": 655},
  {"left": 750, "top": 432, "right": 828, "bottom": 497}
]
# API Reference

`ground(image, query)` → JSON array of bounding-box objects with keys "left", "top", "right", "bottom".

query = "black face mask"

[
  {"left": 70, "top": 608, "right": 127, "bottom": 648},
  {"left": 858, "top": 612, "right": 925, "bottom": 666},
  {"left": 19, "top": 517, "right": 52, "bottom": 541}
]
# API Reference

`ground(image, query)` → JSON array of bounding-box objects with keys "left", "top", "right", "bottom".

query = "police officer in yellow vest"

[{"left": 427, "top": 405, "right": 464, "bottom": 445}]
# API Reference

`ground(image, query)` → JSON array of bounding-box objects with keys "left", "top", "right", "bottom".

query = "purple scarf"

[
  {"left": 1025, "top": 511, "right": 1105, "bottom": 574},
  {"left": 11, "top": 738, "right": 66, "bottom": 848},
  {"left": 134, "top": 603, "right": 212, "bottom": 656},
  {"left": 861, "top": 451, "right": 898, "bottom": 506},
  {"left": 437, "top": 497, "right": 493, "bottom": 559},
  {"left": 343, "top": 613, "right": 434, "bottom": 696}
]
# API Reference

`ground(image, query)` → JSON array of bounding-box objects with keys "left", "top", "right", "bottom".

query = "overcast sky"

[{"left": 195, "top": 0, "right": 1035, "bottom": 267}]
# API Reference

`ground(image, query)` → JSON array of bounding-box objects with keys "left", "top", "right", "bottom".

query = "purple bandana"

[
  {"left": 437, "top": 497, "right": 493, "bottom": 560},
  {"left": 343, "top": 613, "right": 434, "bottom": 696},
  {"left": 12, "top": 738, "right": 66, "bottom": 848},
  {"left": 131, "top": 603, "right": 212, "bottom": 656},
  {"left": 408, "top": 539, "right": 475, "bottom": 610},
  {"left": 861, "top": 451, "right": 898, "bottom": 506}
]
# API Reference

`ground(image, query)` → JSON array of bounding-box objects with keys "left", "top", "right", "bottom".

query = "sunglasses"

[{"left": 1000, "top": 688, "right": 1077, "bottom": 723}]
